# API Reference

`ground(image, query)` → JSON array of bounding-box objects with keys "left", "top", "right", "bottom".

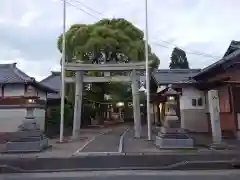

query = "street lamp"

[
  {"left": 144, "top": 0, "right": 152, "bottom": 140},
  {"left": 116, "top": 102, "right": 124, "bottom": 121}
]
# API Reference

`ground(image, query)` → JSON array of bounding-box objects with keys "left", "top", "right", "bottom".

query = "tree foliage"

[
  {"left": 169, "top": 47, "right": 189, "bottom": 69},
  {"left": 58, "top": 18, "right": 159, "bottom": 67}
]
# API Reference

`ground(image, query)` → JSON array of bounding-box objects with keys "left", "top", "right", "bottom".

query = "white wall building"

[
  {"left": 0, "top": 63, "right": 56, "bottom": 134},
  {"left": 180, "top": 87, "right": 208, "bottom": 132},
  {"left": 152, "top": 69, "right": 209, "bottom": 133}
]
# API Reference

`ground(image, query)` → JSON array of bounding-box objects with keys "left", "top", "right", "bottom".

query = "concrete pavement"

[
  {"left": 0, "top": 128, "right": 111, "bottom": 158},
  {"left": 123, "top": 126, "right": 161, "bottom": 153},
  {"left": 77, "top": 125, "right": 129, "bottom": 153}
]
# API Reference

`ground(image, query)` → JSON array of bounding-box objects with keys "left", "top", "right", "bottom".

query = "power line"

[
  {"left": 60, "top": 0, "right": 100, "bottom": 20},
  {"left": 157, "top": 39, "right": 221, "bottom": 58},
  {"left": 152, "top": 42, "right": 220, "bottom": 59},
  {"left": 60, "top": 0, "right": 219, "bottom": 60},
  {"left": 152, "top": 39, "right": 221, "bottom": 59},
  {"left": 153, "top": 40, "right": 221, "bottom": 59},
  {"left": 69, "top": 0, "right": 104, "bottom": 17}
]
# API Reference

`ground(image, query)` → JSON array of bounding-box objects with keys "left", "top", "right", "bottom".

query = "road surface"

[
  {"left": 80, "top": 125, "right": 128, "bottom": 152},
  {"left": 1, "top": 170, "right": 239, "bottom": 180}
]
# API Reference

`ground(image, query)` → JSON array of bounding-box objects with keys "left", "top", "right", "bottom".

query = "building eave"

[{"left": 194, "top": 49, "right": 240, "bottom": 80}]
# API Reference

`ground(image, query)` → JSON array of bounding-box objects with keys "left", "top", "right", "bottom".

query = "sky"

[{"left": 0, "top": 0, "right": 239, "bottom": 81}]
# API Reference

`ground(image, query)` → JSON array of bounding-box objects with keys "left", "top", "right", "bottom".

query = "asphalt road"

[
  {"left": 81, "top": 126, "right": 128, "bottom": 152},
  {"left": 1, "top": 170, "right": 240, "bottom": 180}
]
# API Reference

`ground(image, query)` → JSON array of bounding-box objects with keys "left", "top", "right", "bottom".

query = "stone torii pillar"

[
  {"left": 131, "top": 69, "right": 141, "bottom": 138},
  {"left": 72, "top": 71, "right": 84, "bottom": 139}
]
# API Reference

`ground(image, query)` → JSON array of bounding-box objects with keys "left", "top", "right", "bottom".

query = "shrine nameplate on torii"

[{"left": 64, "top": 61, "right": 152, "bottom": 139}]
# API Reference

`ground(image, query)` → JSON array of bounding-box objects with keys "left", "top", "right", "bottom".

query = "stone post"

[
  {"left": 131, "top": 69, "right": 141, "bottom": 138},
  {"left": 208, "top": 90, "right": 222, "bottom": 145},
  {"left": 72, "top": 71, "right": 84, "bottom": 139}
]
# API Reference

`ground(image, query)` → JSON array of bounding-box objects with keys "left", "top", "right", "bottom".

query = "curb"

[
  {"left": 0, "top": 159, "right": 239, "bottom": 173},
  {"left": 73, "top": 129, "right": 112, "bottom": 156}
]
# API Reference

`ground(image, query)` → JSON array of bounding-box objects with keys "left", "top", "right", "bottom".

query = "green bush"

[{"left": 46, "top": 104, "right": 73, "bottom": 133}]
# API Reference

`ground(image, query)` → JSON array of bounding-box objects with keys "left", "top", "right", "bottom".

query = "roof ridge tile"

[{"left": 11, "top": 64, "right": 33, "bottom": 82}]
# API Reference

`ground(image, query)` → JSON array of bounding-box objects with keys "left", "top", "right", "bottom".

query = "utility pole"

[
  {"left": 145, "top": 0, "right": 152, "bottom": 140},
  {"left": 60, "top": 0, "right": 66, "bottom": 143}
]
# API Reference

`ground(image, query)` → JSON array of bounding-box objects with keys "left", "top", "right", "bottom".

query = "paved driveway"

[{"left": 80, "top": 125, "right": 129, "bottom": 152}]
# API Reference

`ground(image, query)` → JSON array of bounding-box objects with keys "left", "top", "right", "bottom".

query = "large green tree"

[
  {"left": 169, "top": 47, "right": 189, "bottom": 69},
  {"left": 57, "top": 18, "right": 160, "bottom": 122}
]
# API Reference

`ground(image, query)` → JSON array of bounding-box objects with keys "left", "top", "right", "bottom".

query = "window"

[
  {"left": 192, "top": 99, "right": 197, "bottom": 106},
  {"left": 198, "top": 98, "right": 203, "bottom": 106},
  {"left": 192, "top": 97, "right": 203, "bottom": 107}
]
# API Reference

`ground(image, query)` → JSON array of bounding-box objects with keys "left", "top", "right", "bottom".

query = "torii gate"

[{"left": 64, "top": 61, "right": 151, "bottom": 139}]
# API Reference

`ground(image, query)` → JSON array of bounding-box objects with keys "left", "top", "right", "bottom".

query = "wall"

[
  {"left": 34, "top": 108, "right": 46, "bottom": 130},
  {"left": 28, "top": 85, "right": 47, "bottom": 100},
  {"left": 0, "top": 108, "right": 45, "bottom": 132},
  {"left": 180, "top": 87, "right": 208, "bottom": 132},
  {"left": 4, "top": 84, "right": 24, "bottom": 96},
  {"left": 0, "top": 109, "right": 25, "bottom": 132},
  {"left": 2, "top": 84, "right": 47, "bottom": 100},
  {"left": 180, "top": 88, "right": 205, "bottom": 110}
]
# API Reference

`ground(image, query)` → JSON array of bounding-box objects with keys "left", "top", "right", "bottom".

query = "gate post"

[
  {"left": 72, "top": 70, "right": 84, "bottom": 139},
  {"left": 131, "top": 69, "right": 141, "bottom": 138}
]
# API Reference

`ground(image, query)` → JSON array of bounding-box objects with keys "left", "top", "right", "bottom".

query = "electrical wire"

[
  {"left": 60, "top": 0, "right": 100, "bottom": 20},
  {"left": 69, "top": 0, "right": 104, "bottom": 17},
  {"left": 152, "top": 41, "right": 221, "bottom": 59}
]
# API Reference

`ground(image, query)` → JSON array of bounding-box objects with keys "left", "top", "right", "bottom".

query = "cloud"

[
  {"left": 0, "top": 0, "right": 239, "bottom": 79},
  {"left": 19, "top": 11, "right": 40, "bottom": 27}
]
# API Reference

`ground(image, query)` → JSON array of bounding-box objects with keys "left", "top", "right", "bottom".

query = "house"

[
  {"left": 192, "top": 41, "right": 240, "bottom": 138},
  {"left": 151, "top": 40, "right": 240, "bottom": 139},
  {"left": 0, "top": 63, "right": 56, "bottom": 134},
  {"left": 40, "top": 71, "right": 61, "bottom": 105}
]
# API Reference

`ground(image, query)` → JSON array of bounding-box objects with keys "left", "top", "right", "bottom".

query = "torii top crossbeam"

[{"left": 64, "top": 61, "right": 152, "bottom": 71}]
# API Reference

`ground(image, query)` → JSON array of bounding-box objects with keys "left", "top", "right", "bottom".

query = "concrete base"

[
  {"left": 4, "top": 131, "right": 49, "bottom": 153},
  {"left": 155, "top": 128, "right": 194, "bottom": 149}
]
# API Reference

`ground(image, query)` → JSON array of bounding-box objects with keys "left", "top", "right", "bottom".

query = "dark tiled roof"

[
  {"left": 0, "top": 63, "right": 33, "bottom": 83},
  {"left": 152, "top": 69, "right": 201, "bottom": 85},
  {"left": 223, "top": 40, "right": 240, "bottom": 57},
  {"left": 40, "top": 71, "right": 61, "bottom": 99},
  {"left": 194, "top": 40, "right": 240, "bottom": 79},
  {"left": 40, "top": 71, "right": 61, "bottom": 91},
  {"left": 0, "top": 63, "right": 56, "bottom": 93}
]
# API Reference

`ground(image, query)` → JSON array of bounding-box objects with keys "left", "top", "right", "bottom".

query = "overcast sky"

[{"left": 0, "top": 0, "right": 239, "bottom": 80}]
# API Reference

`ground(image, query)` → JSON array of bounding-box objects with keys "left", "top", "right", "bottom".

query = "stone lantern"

[
  {"left": 19, "top": 85, "right": 40, "bottom": 131},
  {"left": 155, "top": 85, "right": 193, "bottom": 149},
  {"left": 162, "top": 86, "right": 180, "bottom": 129}
]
